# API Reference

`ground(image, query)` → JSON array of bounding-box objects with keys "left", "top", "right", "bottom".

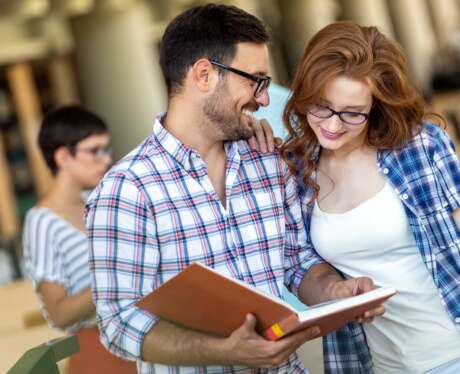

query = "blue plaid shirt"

[
  {"left": 85, "top": 115, "right": 322, "bottom": 374},
  {"left": 297, "top": 123, "right": 460, "bottom": 373}
]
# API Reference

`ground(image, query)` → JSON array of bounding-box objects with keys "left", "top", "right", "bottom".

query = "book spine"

[{"left": 263, "top": 314, "right": 300, "bottom": 341}]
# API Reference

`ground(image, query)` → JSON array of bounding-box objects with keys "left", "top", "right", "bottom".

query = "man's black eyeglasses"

[{"left": 210, "top": 60, "right": 271, "bottom": 98}]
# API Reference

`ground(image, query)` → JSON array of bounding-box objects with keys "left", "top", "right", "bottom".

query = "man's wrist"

[{"left": 209, "top": 335, "right": 237, "bottom": 366}]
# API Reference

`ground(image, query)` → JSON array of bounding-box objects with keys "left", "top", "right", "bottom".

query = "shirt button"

[
  {"left": 402, "top": 193, "right": 409, "bottom": 200},
  {"left": 382, "top": 168, "right": 389, "bottom": 175}
]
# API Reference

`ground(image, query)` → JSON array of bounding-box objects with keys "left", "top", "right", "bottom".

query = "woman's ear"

[{"left": 54, "top": 146, "right": 73, "bottom": 171}]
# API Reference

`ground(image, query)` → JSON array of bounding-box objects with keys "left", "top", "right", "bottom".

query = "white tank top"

[{"left": 310, "top": 182, "right": 460, "bottom": 373}]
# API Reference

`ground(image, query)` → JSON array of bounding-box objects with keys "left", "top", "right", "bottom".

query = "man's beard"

[{"left": 203, "top": 81, "right": 254, "bottom": 141}]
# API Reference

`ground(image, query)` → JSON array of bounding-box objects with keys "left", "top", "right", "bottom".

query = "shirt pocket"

[
  {"left": 412, "top": 180, "right": 449, "bottom": 215},
  {"left": 419, "top": 208, "right": 460, "bottom": 252}
]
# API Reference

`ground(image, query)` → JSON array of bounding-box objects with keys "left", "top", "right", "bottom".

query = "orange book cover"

[{"left": 137, "top": 262, "right": 396, "bottom": 340}]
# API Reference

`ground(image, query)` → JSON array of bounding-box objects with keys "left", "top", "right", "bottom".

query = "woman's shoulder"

[
  {"left": 401, "top": 122, "right": 453, "bottom": 154},
  {"left": 24, "top": 206, "right": 68, "bottom": 236},
  {"left": 417, "top": 122, "right": 452, "bottom": 145}
]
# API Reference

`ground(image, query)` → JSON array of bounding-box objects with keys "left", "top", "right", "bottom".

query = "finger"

[
  {"left": 276, "top": 326, "right": 321, "bottom": 351},
  {"left": 274, "top": 326, "right": 322, "bottom": 361},
  {"left": 357, "top": 305, "right": 385, "bottom": 323},
  {"left": 248, "top": 136, "right": 259, "bottom": 151},
  {"left": 253, "top": 119, "right": 267, "bottom": 153},
  {"left": 260, "top": 119, "right": 275, "bottom": 152},
  {"left": 242, "top": 313, "right": 257, "bottom": 332},
  {"left": 365, "top": 305, "right": 385, "bottom": 318},
  {"left": 356, "top": 277, "right": 374, "bottom": 293},
  {"left": 274, "top": 137, "right": 283, "bottom": 147},
  {"left": 296, "top": 325, "right": 321, "bottom": 342}
]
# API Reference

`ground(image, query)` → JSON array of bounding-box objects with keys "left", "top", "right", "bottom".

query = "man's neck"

[
  {"left": 164, "top": 98, "right": 229, "bottom": 207},
  {"left": 163, "top": 98, "right": 226, "bottom": 161}
]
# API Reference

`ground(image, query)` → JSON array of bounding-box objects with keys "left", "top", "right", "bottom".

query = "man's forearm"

[
  {"left": 141, "top": 319, "right": 231, "bottom": 366},
  {"left": 297, "top": 263, "right": 344, "bottom": 306}
]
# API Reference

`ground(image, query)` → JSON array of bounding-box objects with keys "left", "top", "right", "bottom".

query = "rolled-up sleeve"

[
  {"left": 85, "top": 171, "right": 160, "bottom": 360},
  {"left": 282, "top": 165, "right": 324, "bottom": 297}
]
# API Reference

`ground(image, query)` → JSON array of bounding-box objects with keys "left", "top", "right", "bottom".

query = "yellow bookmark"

[{"left": 271, "top": 323, "right": 285, "bottom": 338}]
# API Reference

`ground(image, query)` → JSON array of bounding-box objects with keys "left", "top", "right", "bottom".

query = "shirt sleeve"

[
  {"left": 23, "top": 210, "right": 65, "bottom": 290},
  {"left": 432, "top": 126, "right": 460, "bottom": 211},
  {"left": 282, "top": 163, "right": 324, "bottom": 297},
  {"left": 85, "top": 171, "right": 159, "bottom": 361}
]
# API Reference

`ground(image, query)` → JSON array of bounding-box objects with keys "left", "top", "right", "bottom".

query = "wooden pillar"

[
  {"left": 72, "top": 1, "right": 167, "bottom": 158},
  {"left": 427, "top": 0, "right": 460, "bottom": 46},
  {"left": 48, "top": 55, "right": 80, "bottom": 106},
  {"left": 0, "top": 132, "right": 20, "bottom": 239},
  {"left": 278, "top": 0, "right": 339, "bottom": 74},
  {"left": 340, "top": 0, "right": 394, "bottom": 37},
  {"left": 387, "top": 0, "right": 436, "bottom": 92},
  {"left": 7, "top": 63, "right": 52, "bottom": 197}
]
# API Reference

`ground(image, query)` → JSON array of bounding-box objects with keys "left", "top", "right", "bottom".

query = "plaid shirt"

[
  {"left": 85, "top": 115, "right": 322, "bottom": 374},
  {"left": 297, "top": 123, "right": 460, "bottom": 373}
]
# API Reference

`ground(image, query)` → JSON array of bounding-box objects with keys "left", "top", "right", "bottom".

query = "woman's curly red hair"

[{"left": 280, "top": 21, "right": 442, "bottom": 202}]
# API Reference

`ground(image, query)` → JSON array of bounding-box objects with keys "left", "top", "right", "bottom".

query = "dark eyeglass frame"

[
  {"left": 70, "top": 145, "right": 113, "bottom": 159},
  {"left": 210, "top": 60, "right": 271, "bottom": 98},
  {"left": 307, "top": 104, "right": 370, "bottom": 125}
]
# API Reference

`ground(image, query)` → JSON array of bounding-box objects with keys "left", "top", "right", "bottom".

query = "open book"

[{"left": 137, "top": 262, "right": 396, "bottom": 341}]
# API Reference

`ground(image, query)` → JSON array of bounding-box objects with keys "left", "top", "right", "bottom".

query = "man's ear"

[
  {"left": 54, "top": 146, "right": 73, "bottom": 170},
  {"left": 190, "top": 58, "right": 217, "bottom": 92}
]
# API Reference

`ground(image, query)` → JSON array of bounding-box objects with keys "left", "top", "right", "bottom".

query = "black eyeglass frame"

[
  {"left": 69, "top": 144, "right": 113, "bottom": 159},
  {"left": 210, "top": 60, "right": 271, "bottom": 98},
  {"left": 307, "top": 104, "right": 370, "bottom": 125}
]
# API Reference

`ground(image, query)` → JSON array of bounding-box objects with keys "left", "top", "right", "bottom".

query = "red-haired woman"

[{"left": 257, "top": 21, "right": 460, "bottom": 373}]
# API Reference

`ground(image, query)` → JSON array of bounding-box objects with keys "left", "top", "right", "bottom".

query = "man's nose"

[{"left": 255, "top": 89, "right": 270, "bottom": 107}]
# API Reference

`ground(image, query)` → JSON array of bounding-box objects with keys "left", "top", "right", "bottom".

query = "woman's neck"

[{"left": 39, "top": 173, "right": 84, "bottom": 209}]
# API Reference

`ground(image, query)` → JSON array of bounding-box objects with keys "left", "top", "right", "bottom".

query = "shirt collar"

[
  {"left": 152, "top": 113, "right": 240, "bottom": 172},
  {"left": 152, "top": 113, "right": 194, "bottom": 171}
]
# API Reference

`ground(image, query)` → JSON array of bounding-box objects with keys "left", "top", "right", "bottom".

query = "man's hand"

[
  {"left": 142, "top": 314, "right": 320, "bottom": 368},
  {"left": 328, "top": 277, "right": 385, "bottom": 323},
  {"left": 224, "top": 314, "right": 321, "bottom": 368}
]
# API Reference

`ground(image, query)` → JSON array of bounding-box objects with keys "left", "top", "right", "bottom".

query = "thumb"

[{"left": 242, "top": 313, "right": 257, "bottom": 332}]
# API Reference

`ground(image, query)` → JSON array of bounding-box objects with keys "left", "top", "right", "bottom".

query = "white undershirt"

[{"left": 310, "top": 182, "right": 460, "bottom": 373}]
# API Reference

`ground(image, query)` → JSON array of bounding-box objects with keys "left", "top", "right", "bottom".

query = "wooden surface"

[
  {"left": 0, "top": 325, "right": 65, "bottom": 373},
  {"left": 0, "top": 279, "right": 41, "bottom": 333},
  {"left": 0, "top": 279, "right": 66, "bottom": 372}
]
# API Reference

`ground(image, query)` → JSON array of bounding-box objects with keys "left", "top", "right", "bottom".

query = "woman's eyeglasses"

[
  {"left": 210, "top": 60, "right": 271, "bottom": 98},
  {"left": 72, "top": 145, "right": 112, "bottom": 159},
  {"left": 307, "top": 104, "right": 369, "bottom": 125}
]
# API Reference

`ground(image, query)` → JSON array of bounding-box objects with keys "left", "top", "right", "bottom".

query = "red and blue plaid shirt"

[
  {"left": 298, "top": 123, "right": 460, "bottom": 373},
  {"left": 86, "top": 115, "right": 322, "bottom": 374}
]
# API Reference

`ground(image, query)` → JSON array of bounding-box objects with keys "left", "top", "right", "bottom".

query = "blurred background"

[{"left": 0, "top": 0, "right": 459, "bottom": 372}]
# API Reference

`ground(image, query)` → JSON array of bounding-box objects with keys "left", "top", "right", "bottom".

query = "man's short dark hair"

[
  {"left": 160, "top": 3, "right": 269, "bottom": 96},
  {"left": 38, "top": 105, "right": 108, "bottom": 174}
]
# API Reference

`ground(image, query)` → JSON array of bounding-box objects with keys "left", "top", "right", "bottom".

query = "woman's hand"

[
  {"left": 248, "top": 118, "right": 282, "bottom": 153},
  {"left": 329, "top": 277, "right": 385, "bottom": 323}
]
